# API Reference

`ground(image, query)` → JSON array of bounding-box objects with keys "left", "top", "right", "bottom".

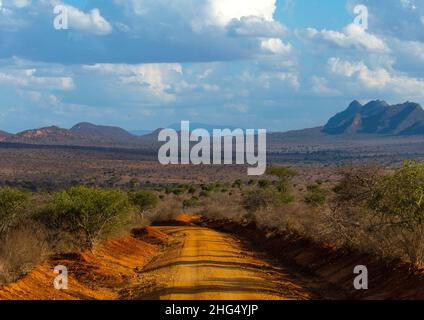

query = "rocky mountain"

[{"left": 323, "top": 100, "right": 424, "bottom": 135}]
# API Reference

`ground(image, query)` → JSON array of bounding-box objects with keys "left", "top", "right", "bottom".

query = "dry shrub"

[
  {"left": 322, "top": 207, "right": 374, "bottom": 248},
  {"left": 0, "top": 221, "right": 50, "bottom": 285},
  {"left": 198, "top": 192, "right": 244, "bottom": 221},
  {"left": 322, "top": 207, "right": 424, "bottom": 263},
  {"left": 252, "top": 201, "right": 329, "bottom": 241},
  {"left": 326, "top": 161, "right": 424, "bottom": 265},
  {"left": 152, "top": 196, "right": 183, "bottom": 222}
]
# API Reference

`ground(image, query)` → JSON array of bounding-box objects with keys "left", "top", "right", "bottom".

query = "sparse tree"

[
  {"left": 49, "top": 186, "right": 131, "bottom": 249},
  {"left": 129, "top": 189, "right": 158, "bottom": 219},
  {"left": 266, "top": 166, "right": 297, "bottom": 194}
]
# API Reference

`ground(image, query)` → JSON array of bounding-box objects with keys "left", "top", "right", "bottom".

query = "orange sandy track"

[
  {"left": 126, "top": 226, "right": 314, "bottom": 300},
  {"left": 3, "top": 215, "right": 424, "bottom": 300},
  {"left": 0, "top": 222, "right": 317, "bottom": 300},
  {"left": 0, "top": 231, "right": 162, "bottom": 300}
]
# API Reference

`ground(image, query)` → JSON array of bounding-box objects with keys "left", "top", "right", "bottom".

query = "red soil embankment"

[
  {"left": 200, "top": 219, "right": 424, "bottom": 300},
  {"left": 0, "top": 227, "right": 168, "bottom": 300}
]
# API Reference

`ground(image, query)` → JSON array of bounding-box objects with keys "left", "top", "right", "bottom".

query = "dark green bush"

[
  {"left": 47, "top": 186, "right": 131, "bottom": 249},
  {"left": 0, "top": 187, "right": 30, "bottom": 234},
  {"left": 258, "top": 179, "right": 272, "bottom": 188},
  {"left": 232, "top": 179, "right": 243, "bottom": 189},
  {"left": 129, "top": 189, "right": 158, "bottom": 217},
  {"left": 304, "top": 184, "right": 329, "bottom": 206}
]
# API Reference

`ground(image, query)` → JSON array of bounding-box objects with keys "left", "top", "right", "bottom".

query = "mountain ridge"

[
  {"left": 323, "top": 100, "right": 424, "bottom": 135},
  {"left": 1, "top": 102, "right": 424, "bottom": 148}
]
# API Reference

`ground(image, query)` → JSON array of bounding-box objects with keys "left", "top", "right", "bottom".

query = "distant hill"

[
  {"left": 5, "top": 126, "right": 90, "bottom": 145},
  {"left": 1, "top": 102, "right": 423, "bottom": 150},
  {"left": 70, "top": 122, "right": 136, "bottom": 144},
  {"left": 0, "top": 130, "right": 12, "bottom": 141},
  {"left": 323, "top": 100, "right": 424, "bottom": 135},
  {"left": 5, "top": 123, "right": 140, "bottom": 147},
  {"left": 130, "top": 130, "right": 154, "bottom": 136}
]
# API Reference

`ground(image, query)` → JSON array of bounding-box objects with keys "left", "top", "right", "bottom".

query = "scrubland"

[{"left": 0, "top": 146, "right": 423, "bottom": 287}]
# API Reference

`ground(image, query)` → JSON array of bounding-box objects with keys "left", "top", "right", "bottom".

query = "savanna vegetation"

[
  {"left": 1, "top": 160, "right": 424, "bottom": 286},
  {"left": 0, "top": 186, "right": 160, "bottom": 284},
  {"left": 188, "top": 161, "right": 424, "bottom": 268}
]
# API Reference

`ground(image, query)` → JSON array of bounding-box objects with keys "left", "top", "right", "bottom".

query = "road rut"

[{"left": 131, "top": 226, "right": 315, "bottom": 300}]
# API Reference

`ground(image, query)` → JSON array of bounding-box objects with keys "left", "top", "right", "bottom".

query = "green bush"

[
  {"left": 333, "top": 161, "right": 424, "bottom": 264},
  {"left": 0, "top": 187, "right": 30, "bottom": 234},
  {"left": 48, "top": 186, "right": 131, "bottom": 249},
  {"left": 129, "top": 190, "right": 158, "bottom": 217},
  {"left": 172, "top": 188, "right": 185, "bottom": 195},
  {"left": 188, "top": 186, "right": 197, "bottom": 194},
  {"left": 266, "top": 166, "right": 297, "bottom": 194},
  {"left": 183, "top": 196, "right": 201, "bottom": 208},
  {"left": 265, "top": 166, "right": 297, "bottom": 204},
  {"left": 368, "top": 161, "right": 424, "bottom": 229},
  {"left": 232, "top": 179, "right": 243, "bottom": 189},
  {"left": 258, "top": 179, "right": 272, "bottom": 188},
  {"left": 304, "top": 184, "right": 329, "bottom": 206}
]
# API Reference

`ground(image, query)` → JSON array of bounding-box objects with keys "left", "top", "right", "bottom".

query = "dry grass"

[
  {"left": 194, "top": 168, "right": 424, "bottom": 267},
  {"left": 0, "top": 222, "right": 50, "bottom": 285},
  {"left": 151, "top": 195, "right": 183, "bottom": 222}
]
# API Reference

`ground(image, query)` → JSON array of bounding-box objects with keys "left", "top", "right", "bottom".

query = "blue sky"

[{"left": 0, "top": 0, "right": 424, "bottom": 132}]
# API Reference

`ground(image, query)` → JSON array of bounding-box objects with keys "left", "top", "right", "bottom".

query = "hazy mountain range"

[{"left": 1, "top": 100, "right": 423, "bottom": 149}]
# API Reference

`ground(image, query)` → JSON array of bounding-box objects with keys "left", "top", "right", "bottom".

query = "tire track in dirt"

[{"left": 125, "top": 226, "right": 317, "bottom": 300}]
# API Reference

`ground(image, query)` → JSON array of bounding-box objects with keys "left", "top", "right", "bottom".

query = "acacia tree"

[
  {"left": 50, "top": 186, "right": 131, "bottom": 249},
  {"left": 129, "top": 190, "right": 158, "bottom": 219},
  {"left": 266, "top": 166, "right": 297, "bottom": 203},
  {"left": 368, "top": 161, "right": 424, "bottom": 229},
  {"left": 332, "top": 161, "right": 424, "bottom": 264}
]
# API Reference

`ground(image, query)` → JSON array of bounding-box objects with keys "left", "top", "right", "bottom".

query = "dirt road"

[
  {"left": 129, "top": 225, "right": 317, "bottom": 300},
  {"left": 2, "top": 220, "right": 423, "bottom": 300}
]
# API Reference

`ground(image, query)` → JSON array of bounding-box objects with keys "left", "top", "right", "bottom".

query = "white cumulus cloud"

[
  {"left": 207, "top": 0, "right": 276, "bottom": 26},
  {"left": 328, "top": 57, "right": 424, "bottom": 99},
  {"left": 58, "top": 4, "right": 112, "bottom": 35},
  {"left": 84, "top": 63, "right": 183, "bottom": 101},
  {"left": 261, "top": 38, "right": 292, "bottom": 55},
  {"left": 0, "top": 70, "right": 74, "bottom": 90},
  {"left": 298, "top": 23, "right": 389, "bottom": 53}
]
